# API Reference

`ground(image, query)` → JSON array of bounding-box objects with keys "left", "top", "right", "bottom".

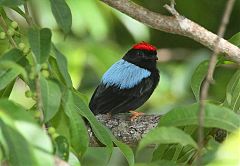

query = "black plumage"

[{"left": 89, "top": 42, "right": 159, "bottom": 115}]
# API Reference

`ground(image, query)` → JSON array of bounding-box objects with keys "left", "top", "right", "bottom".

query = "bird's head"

[{"left": 123, "top": 42, "right": 158, "bottom": 70}]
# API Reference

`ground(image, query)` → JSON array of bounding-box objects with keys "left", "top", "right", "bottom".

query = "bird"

[{"left": 89, "top": 42, "right": 159, "bottom": 119}]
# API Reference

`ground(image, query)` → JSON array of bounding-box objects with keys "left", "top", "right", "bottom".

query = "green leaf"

[
  {"left": 63, "top": 90, "right": 89, "bottom": 157},
  {"left": 68, "top": 152, "right": 81, "bottom": 166},
  {"left": 15, "top": 121, "right": 54, "bottom": 166},
  {"left": 0, "top": 99, "right": 34, "bottom": 122},
  {"left": 70, "top": 90, "right": 113, "bottom": 162},
  {"left": 0, "top": 60, "right": 27, "bottom": 90},
  {"left": 112, "top": 138, "right": 134, "bottom": 166},
  {"left": 54, "top": 136, "right": 69, "bottom": 161},
  {"left": 50, "top": 0, "right": 72, "bottom": 34},
  {"left": 50, "top": 109, "right": 71, "bottom": 140},
  {"left": 28, "top": 28, "right": 52, "bottom": 64},
  {"left": 0, "top": 48, "right": 24, "bottom": 62},
  {"left": 201, "top": 137, "right": 220, "bottom": 165},
  {"left": 15, "top": 121, "right": 53, "bottom": 153},
  {"left": 224, "top": 69, "right": 240, "bottom": 113},
  {"left": 191, "top": 60, "right": 208, "bottom": 100},
  {"left": 207, "top": 129, "right": 240, "bottom": 166},
  {"left": 228, "top": 32, "right": 240, "bottom": 47},
  {"left": 0, "top": 99, "right": 54, "bottom": 166},
  {"left": 0, "top": 49, "right": 28, "bottom": 68},
  {"left": 159, "top": 103, "right": 240, "bottom": 132},
  {"left": 137, "top": 127, "right": 197, "bottom": 152},
  {"left": 135, "top": 160, "right": 176, "bottom": 166},
  {"left": 0, "top": 79, "right": 15, "bottom": 98},
  {"left": 52, "top": 45, "right": 72, "bottom": 87},
  {"left": 152, "top": 144, "right": 169, "bottom": 161},
  {"left": 11, "top": 6, "right": 25, "bottom": 17},
  {"left": 40, "top": 76, "right": 61, "bottom": 122},
  {"left": 0, "top": 121, "right": 38, "bottom": 166},
  {"left": 0, "top": 0, "right": 24, "bottom": 7}
]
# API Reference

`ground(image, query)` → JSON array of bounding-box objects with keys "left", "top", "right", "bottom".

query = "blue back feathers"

[{"left": 102, "top": 59, "right": 151, "bottom": 89}]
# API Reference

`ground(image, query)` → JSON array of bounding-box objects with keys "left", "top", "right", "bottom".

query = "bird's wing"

[{"left": 89, "top": 76, "right": 155, "bottom": 114}]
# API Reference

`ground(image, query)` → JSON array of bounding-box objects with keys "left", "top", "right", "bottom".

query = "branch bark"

[
  {"left": 89, "top": 114, "right": 161, "bottom": 146},
  {"left": 100, "top": 0, "right": 240, "bottom": 63}
]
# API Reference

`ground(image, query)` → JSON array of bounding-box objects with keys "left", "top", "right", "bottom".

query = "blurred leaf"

[
  {"left": 228, "top": 32, "right": 240, "bottom": 47},
  {"left": 112, "top": 138, "right": 134, "bottom": 166},
  {"left": 0, "top": 99, "right": 54, "bottom": 166},
  {"left": 224, "top": 69, "right": 240, "bottom": 113},
  {"left": 0, "top": 60, "right": 27, "bottom": 90},
  {"left": 159, "top": 103, "right": 240, "bottom": 132},
  {"left": 0, "top": 99, "right": 34, "bottom": 122},
  {"left": 68, "top": 152, "right": 81, "bottom": 166},
  {"left": 50, "top": 108, "right": 70, "bottom": 140},
  {"left": 201, "top": 137, "right": 220, "bottom": 165},
  {"left": 207, "top": 129, "right": 240, "bottom": 166},
  {"left": 54, "top": 136, "right": 69, "bottom": 161},
  {"left": 114, "top": 11, "right": 150, "bottom": 41},
  {"left": 63, "top": 90, "right": 89, "bottom": 158},
  {"left": 15, "top": 121, "right": 54, "bottom": 166},
  {"left": 70, "top": 91, "right": 113, "bottom": 161},
  {"left": 191, "top": 60, "right": 208, "bottom": 100},
  {"left": 71, "top": 0, "right": 108, "bottom": 39},
  {"left": 40, "top": 76, "right": 61, "bottom": 122},
  {"left": 0, "top": 48, "right": 23, "bottom": 62},
  {"left": 28, "top": 28, "right": 52, "bottom": 64},
  {"left": 0, "top": 121, "right": 37, "bottom": 166},
  {"left": 15, "top": 121, "right": 53, "bottom": 153},
  {"left": 152, "top": 127, "right": 197, "bottom": 163},
  {"left": 0, "top": 79, "right": 15, "bottom": 98},
  {"left": 52, "top": 45, "right": 72, "bottom": 87},
  {"left": 0, "top": 0, "right": 24, "bottom": 7},
  {"left": 11, "top": 7, "right": 25, "bottom": 18},
  {"left": 135, "top": 160, "right": 176, "bottom": 166},
  {"left": 50, "top": 0, "right": 72, "bottom": 34},
  {"left": 152, "top": 144, "right": 169, "bottom": 161},
  {"left": 177, "top": 146, "right": 195, "bottom": 164},
  {"left": 137, "top": 127, "right": 197, "bottom": 152},
  {"left": 0, "top": 49, "right": 28, "bottom": 69},
  {"left": 64, "top": 91, "right": 133, "bottom": 165}
]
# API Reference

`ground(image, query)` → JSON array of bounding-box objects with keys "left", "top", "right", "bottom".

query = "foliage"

[{"left": 0, "top": 1, "right": 240, "bottom": 166}]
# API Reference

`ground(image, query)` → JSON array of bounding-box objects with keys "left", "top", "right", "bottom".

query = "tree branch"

[
  {"left": 89, "top": 114, "right": 161, "bottom": 146},
  {"left": 100, "top": 0, "right": 240, "bottom": 63}
]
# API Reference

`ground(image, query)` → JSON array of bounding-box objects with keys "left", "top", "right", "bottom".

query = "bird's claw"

[{"left": 129, "top": 111, "right": 144, "bottom": 121}]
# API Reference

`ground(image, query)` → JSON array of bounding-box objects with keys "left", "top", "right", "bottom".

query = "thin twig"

[
  {"left": 100, "top": 0, "right": 240, "bottom": 63},
  {"left": 0, "top": 15, "right": 18, "bottom": 48},
  {"left": 35, "top": 74, "right": 44, "bottom": 124},
  {"left": 164, "top": 0, "right": 180, "bottom": 17},
  {"left": 197, "top": 0, "right": 235, "bottom": 165},
  {"left": 23, "top": 2, "right": 44, "bottom": 125}
]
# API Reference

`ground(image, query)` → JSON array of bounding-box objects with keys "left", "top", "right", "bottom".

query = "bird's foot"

[{"left": 129, "top": 111, "right": 144, "bottom": 121}]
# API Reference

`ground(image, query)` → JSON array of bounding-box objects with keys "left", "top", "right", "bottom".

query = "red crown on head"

[{"left": 132, "top": 42, "right": 157, "bottom": 51}]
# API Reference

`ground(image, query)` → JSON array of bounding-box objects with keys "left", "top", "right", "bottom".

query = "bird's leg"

[{"left": 129, "top": 111, "right": 144, "bottom": 121}]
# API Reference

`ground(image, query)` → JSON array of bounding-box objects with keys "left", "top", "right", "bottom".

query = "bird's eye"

[{"left": 137, "top": 51, "right": 145, "bottom": 57}]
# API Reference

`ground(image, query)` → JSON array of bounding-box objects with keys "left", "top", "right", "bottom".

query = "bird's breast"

[{"left": 101, "top": 59, "right": 151, "bottom": 89}]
